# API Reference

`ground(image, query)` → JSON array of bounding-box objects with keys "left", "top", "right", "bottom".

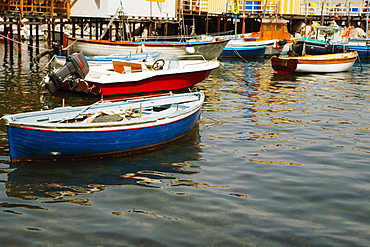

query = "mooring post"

[
  {"left": 80, "top": 19, "right": 84, "bottom": 38},
  {"left": 51, "top": 20, "right": 55, "bottom": 42},
  {"left": 95, "top": 19, "right": 99, "bottom": 39},
  {"left": 89, "top": 19, "right": 93, "bottom": 39},
  {"left": 36, "top": 22, "right": 40, "bottom": 55},
  {"left": 3, "top": 20, "right": 8, "bottom": 59},
  {"left": 72, "top": 18, "right": 76, "bottom": 38},
  {"left": 60, "top": 19, "right": 64, "bottom": 47},
  {"left": 47, "top": 20, "right": 51, "bottom": 50},
  {"left": 9, "top": 21, "right": 13, "bottom": 59},
  {"left": 17, "top": 18, "right": 22, "bottom": 60},
  {"left": 29, "top": 20, "right": 33, "bottom": 53}
]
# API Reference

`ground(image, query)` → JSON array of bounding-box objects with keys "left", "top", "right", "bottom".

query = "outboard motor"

[{"left": 43, "top": 52, "right": 89, "bottom": 94}]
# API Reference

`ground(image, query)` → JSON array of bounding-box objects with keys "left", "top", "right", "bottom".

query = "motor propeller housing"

[{"left": 44, "top": 52, "right": 89, "bottom": 94}]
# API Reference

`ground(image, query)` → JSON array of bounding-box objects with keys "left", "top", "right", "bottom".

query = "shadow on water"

[{"left": 2, "top": 127, "right": 202, "bottom": 205}]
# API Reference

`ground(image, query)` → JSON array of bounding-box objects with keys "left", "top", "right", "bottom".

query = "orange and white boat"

[
  {"left": 226, "top": 19, "right": 291, "bottom": 57},
  {"left": 271, "top": 52, "right": 358, "bottom": 74}
]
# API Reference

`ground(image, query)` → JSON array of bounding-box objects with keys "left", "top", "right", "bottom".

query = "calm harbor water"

[{"left": 0, "top": 42, "right": 369, "bottom": 246}]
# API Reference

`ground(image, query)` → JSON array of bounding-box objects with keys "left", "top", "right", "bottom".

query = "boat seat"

[{"left": 112, "top": 60, "right": 145, "bottom": 73}]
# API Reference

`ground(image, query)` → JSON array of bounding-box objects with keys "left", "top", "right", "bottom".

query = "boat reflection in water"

[
  {"left": 269, "top": 70, "right": 354, "bottom": 84},
  {"left": 5, "top": 127, "right": 202, "bottom": 204}
]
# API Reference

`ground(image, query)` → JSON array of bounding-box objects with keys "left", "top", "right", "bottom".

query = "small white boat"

[
  {"left": 42, "top": 52, "right": 219, "bottom": 97},
  {"left": 271, "top": 52, "right": 358, "bottom": 74}
]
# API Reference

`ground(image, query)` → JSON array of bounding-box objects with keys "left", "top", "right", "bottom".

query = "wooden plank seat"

[{"left": 112, "top": 60, "right": 146, "bottom": 73}]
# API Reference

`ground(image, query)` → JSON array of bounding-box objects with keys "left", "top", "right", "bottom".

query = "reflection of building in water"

[
  {"left": 247, "top": 71, "right": 354, "bottom": 125},
  {"left": 5, "top": 127, "right": 203, "bottom": 204},
  {"left": 245, "top": 70, "right": 306, "bottom": 125}
]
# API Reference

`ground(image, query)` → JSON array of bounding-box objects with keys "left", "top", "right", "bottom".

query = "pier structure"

[{"left": 0, "top": 0, "right": 370, "bottom": 59}]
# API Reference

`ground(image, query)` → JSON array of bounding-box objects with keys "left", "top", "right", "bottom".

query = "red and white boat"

[{"left": 42, "top": 52, "right": 219, "bottom": 97}]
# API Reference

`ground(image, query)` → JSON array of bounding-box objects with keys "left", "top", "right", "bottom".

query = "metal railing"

[
  {"left": 181, "top": 1, "right": 368, "bottom": 16},
  {"left": 181, "top": 0, "right": 278, "bottom": 15},
  {"left": 301, "top": 2, "right": 370, "bottom": 17}
]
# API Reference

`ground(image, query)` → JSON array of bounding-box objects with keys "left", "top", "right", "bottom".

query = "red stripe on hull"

[{"left": 65, "top": 70, "right": 212, "bottom": 96}]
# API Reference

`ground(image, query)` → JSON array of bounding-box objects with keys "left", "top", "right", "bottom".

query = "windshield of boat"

[{"left": 158, "top": 54, "right": 179, "bottom": 70}]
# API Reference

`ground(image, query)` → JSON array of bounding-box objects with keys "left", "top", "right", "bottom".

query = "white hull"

[
  {"left": 295, "top": 61, "right": 356, "bottom": 73},
  {"left": 227, "top": 39, "right": 281, "bottom": 56},
  {"left": 68, "top": 38, "right": 230, "bottom": 60},
  {"left": 271, "top": 52, "right": 358, "bottom": 73}
]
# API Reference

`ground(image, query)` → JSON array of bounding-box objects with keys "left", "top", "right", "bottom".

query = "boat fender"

[
  {"left": 276, "top": 39, "right": 287, "bottom": 52},
  {"left": 136, "top": 45, "right": 142, "bottom": 53},
  {"left": 186, "top": 46, "right": 195, "bottom": 54},
  {"left": 136, "top": 44, "right": 145, "bottom": 53}
]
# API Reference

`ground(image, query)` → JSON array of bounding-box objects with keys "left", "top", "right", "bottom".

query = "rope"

[
  {"left": 219, "top": 61, "right": 249, "bottom": 84},
  {"left": 0, "top": 31, "right": 81, "bottom": 52},
  {"left": 0, "top": 32, "right": 60, "bottom": 71},
  {"left": 0, "top": 33, "right": 50, "bottom": 52},
  {"left": 356, "top": 51, "right": 363, "bottom": 71},
  {"left": 62, "top": 37, "right": 80, "bottom": 50},
  {"left": 228, "top": 46, "right": 250, "bottom": 62},
  {"left": 40, "top": 54, "right": 57, "bottom": 71}
]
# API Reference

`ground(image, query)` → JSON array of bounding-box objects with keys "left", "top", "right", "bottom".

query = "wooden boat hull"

[
  {"left": 67, "top": 37, "right": 230, "bottom": 60},
  {"left": 271, "top": 52, "right": 358, "bottom": 73},
  {"left": 3, "top": 92, "right": 204, "bottom": 162},
  {"left": 220, "top": 46, "right": 266, "bottom": 58}
]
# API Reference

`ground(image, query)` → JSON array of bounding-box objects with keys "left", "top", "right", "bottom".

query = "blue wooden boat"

[
  {"left": 345, "top": 45, "right": 370, "bottom": 58},
  {"left": 220, "top": 46, "right": 266, "bottom": 58},
  {"left": 1, "top": 92, "right": 204, "bottom": 162},
  {"left": 291, "top": 38, "right": 370, "bottom": 58},
  {"left": 343, "top": 39, "right": 370, "bottom": 58}
]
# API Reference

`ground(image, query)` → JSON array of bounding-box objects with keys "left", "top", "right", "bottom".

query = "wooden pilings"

[{"left": 1, "top": 11, "right": 370, "bottom": 62}]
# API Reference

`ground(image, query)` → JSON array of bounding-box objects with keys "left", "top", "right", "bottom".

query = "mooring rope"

[
  {"left": 0, "top": 33, "right": 50, "bottom": 51},
  {"left": 229, "top": 46, "right": 249, "bottom": 62},
  {"left": 62, "top": 37, "right": 80, "bottom": 50},
  {"left": 218, "top": 60, "right": 249, "bottom": 84},
  {"left": 0, "top": 32, "right": 82, "bottom": 51},
  {"left": 0, "top": 33, "right": 57, "bottom": 70}
]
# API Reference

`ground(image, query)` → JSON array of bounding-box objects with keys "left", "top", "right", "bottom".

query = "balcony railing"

[
  {"left": 301, "top": 2, "right": 370, "bottom": 17},
  {"left": 181, "top": 0, "right": 278, "bottom": 15},
  {"left": 181, "top": 0, "right": 369, "bottom": 16},
  {"left": 0, "top": 0, "right": 70, "bottom": 18}
]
